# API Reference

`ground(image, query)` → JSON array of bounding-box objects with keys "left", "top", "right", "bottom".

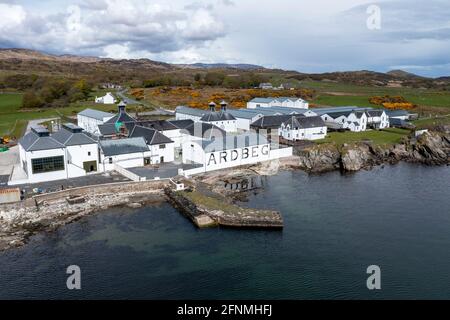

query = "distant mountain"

[
  {"left": 178, "top": 63, "right": 264, "bottom": 70},
  {"left": 0, "top": 48, "right": 102, "bottom": 63},
  {"left": 0, "top": 48, "right": 448, "bottom": 89},
  {"left": 386, "top": 69, "right": 424, "bottom": 79}
]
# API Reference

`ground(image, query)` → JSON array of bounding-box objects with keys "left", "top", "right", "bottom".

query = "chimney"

[
  {"left": 220, "top": 101, "right": 228, "bottom": 112},
  {"left": 118, "top": 101, "right": 127, "bottom": 114},
  {"left": 208, "top": 102, "right": 216, "bottom": 112}
]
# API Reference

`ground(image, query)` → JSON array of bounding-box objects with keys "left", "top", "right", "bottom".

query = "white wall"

[
  {"left": 77, "top": 115, "right": 113, "bottom": 135},
  {"left": 280, "top": 125, "right": 327, "bottom": 140},
  {"left": 182, "top": 142, "right": 272, "bottom": 171},
  {"left": 66, "top": 144, "right": 99, "bottom": 177},
  {"left": 99, "top": 151, "right": 152, "bottom": 172},
  {"left": 22, "top": 148, "right": 68, "bottom": 184},
  {"left": 206, "top": 119, "right": 237, "bottom": 132},
  {"left": 148, "top": 142, "right": 175, "bottom": 164},
  {"left": 175, "top": 113, "right": 202, "bottom": 122}
]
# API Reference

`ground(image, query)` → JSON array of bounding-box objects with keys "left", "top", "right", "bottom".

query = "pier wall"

[{"left": 23, "top": 180, "right": 169, "bottom": 207}]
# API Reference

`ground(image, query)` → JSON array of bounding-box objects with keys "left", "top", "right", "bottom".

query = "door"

[
  {"left": 160, "top": 156, "right": 164, "bottom": 163},
  {"left": 83, "top": 161, "right": 97, "bottom": 172},
  {"left": 144, "top": 157, "right": 151, "bottom": 166}
]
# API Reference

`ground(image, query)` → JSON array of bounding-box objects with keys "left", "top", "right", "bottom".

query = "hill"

[{"left": 0, "top": 48, "right": 449, "bottom": 90}]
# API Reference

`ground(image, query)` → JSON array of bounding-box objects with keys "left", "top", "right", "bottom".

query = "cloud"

[
  {"left": 0, "top": 0, "right": 449, "bottom": 76},
  {"left": 0, "top": 0, "right": 227, "bottom": 58}
]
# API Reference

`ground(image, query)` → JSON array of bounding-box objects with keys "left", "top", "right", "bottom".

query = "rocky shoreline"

[{"left": 293, "top": 127, "right": 450, "bottom": 173}]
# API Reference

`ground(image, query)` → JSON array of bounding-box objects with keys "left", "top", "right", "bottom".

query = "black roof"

[
  {"left": 105, "top": 111, "right": 136, "bottom": 125},
  {"left": 19, "top": 131, "right": 65, "bottom": 151},
  {"left": 135, "top": 120, "right": 178, "bottom": 131},
  {"left": 129, "top": 125, "right": 174, "bottom": 145},
  {"left": 251, "top": 115, "right": 325, "bottom": 129},
  {"left": 52, "top": 127, "right": 97, "bottom": 146},
  {"left": 99, "top": 137, "right": 149, "bottom": 156},
  {"left": 200, "top": 111, "right": 236, "bottom": 122},
  {"left": 251, "top": 115, "right": 294, "bottom": 129},
  {"left": 168, "top": 119, "right": 194, "bottom": 129},
  {"left": 98, "top": 123, "right": 117, "bottom": 136},
  {"left": 182, "top": 122, "right": 226, "bottom": 139},
  {"left": 366, "top": 110, "right": 384, "bottom": 117}
]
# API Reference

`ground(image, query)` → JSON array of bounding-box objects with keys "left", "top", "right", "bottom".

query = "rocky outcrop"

[
  {"left": 295, "top": 144, "right": 341, "bottom": 172},
  {"left": 294, "top": 130, "right": 450, "bottom": 173}
]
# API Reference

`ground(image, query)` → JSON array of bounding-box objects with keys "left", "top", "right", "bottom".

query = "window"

[
  {"left": 159, "top": 144, "right": 166, "bottom": 149},
  {"left": 31, "top": 156, "right": 64, "bottom": 174},
  {"left": 88, "top": 151, "right": 91, "bottom": 156},
  {"left": 109, "top": 157, "right": 113, "bottom": 164}
]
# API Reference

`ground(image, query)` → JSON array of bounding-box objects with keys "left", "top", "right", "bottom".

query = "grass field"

[
  {"left": 412, "top": 115, "right": 450, "bottom": 129},
  {"left": 316, "top": 128, "right": 410, "bottom": 146},
  {"left": 0, "top": 92, "right": 145, "bottom": 138},
  {"left": 302, "top": 81, "right": 450, "bottom": 112}
]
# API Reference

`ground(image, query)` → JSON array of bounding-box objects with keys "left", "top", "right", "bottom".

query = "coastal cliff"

[{"left": 294, "top": 128, "right": 450, "bottom": 172}]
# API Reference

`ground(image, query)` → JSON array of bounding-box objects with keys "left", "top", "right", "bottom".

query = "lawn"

[
  {"left": 412, "top": 115, "right": 450, "bottom": 129},
  {"left": 303, "top": 80, "right": 450, "bottom": 110},
  {"left": 316, "top": 128, "right": 411, "bottom": 146},
  {"left": 0, "top": 92, "right": 144, "bottom": 138}
]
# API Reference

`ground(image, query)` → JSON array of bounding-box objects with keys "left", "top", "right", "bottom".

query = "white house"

[
  {"left": 128, "top": 125, "right": 175, "bottom": 164},
  {"left": 247, "top": 97, "right": 309, "bottom": 109},
  {"left": 77, "top": 108, "right": 114, "bottom": 135},
  {"left": 98, "top": 137, "right": 152, "bottom": 172},
  {"left": 259, "top": 83, "right": 273, "bottom": 90},
  {"left": 95, "top": 92, "right": 116, "bottom": 104},
  {"left": 14, "top": 124, "right": 99, "bottom": 185},
  {"left": 321, "top": 111, "right": 368, "bottom": 132},
  {"left": 366, "top": 110, "right": 390, "bottom": 129},
  {"left": 251, "top": 115, "right": 327, "bottom": 141},
  {"left": 279, "top": 116, "right": 327, "bottom": 141}
]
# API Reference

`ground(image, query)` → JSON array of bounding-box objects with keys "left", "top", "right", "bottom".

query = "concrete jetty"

[{"left": 164, "top": 187, "right": 283, "bottom": 229}]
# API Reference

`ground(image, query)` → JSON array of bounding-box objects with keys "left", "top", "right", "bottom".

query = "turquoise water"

[{"left": 0, "top": 163, "right": 449, "bottom": 299}]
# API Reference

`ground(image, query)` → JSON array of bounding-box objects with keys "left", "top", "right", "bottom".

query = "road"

[{"left": 116, "top": 90, "right": 174, "bottom": 116}]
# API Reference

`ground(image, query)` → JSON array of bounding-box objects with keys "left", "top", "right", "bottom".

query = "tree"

[{"left": 22, "top": 91, "right": 44, "bottom": 109}]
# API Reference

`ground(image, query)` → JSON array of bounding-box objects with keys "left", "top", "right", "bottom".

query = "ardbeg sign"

[{"left": 206, "top": 144, "right": 270, "bottom": 167}]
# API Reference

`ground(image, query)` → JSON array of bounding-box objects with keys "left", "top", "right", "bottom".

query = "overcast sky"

[{"left": 0, "top": 0, "right": 449, "bottom": 77}]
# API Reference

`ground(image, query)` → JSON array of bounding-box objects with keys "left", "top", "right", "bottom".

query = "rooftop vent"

[
  {"left": 209, "top": 102, "right": 216, "bottom": 112},
  {"left": 31, "top": 126, "right": 49, "bottom": 137},
  {"left": 220, "top": 101, "right": 228, "bottom": 112},
  {"left": 62, "top": 123, "right": 83, "bottom": 133},
  {"left": 118, "top": 101, "right": 127, "bottom": 114}
]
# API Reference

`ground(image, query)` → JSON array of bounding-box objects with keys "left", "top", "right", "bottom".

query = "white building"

[
  {"left": 247, "top": 97, "right": 309, "bottom": 109},
  {"left": 182, "top": 132, "right": 272, "bottom": 171},
  {"left": 14, "top": 124, "right": 99, "bottom": 184},
  {"left": 176, "top": 102, "right": 237, "bottom": 133},
  {"left": 279, "top": 116, "right": 327, "bottom": 141},
  {"left": 77, "top": 108, "right": 114, "bottom": 135},
  {"left": 259, "top": 83, "right": 274, "bottom": 90},
  {"left": 128, "top": 125, "right": 175, "bottom": 164},
  {"left": 227, "top": 109, "right": 264, "bottom": 131},
  {"left": 51, "top": 123, "right": 100, "bottom": 177},
  {"left": 95, "top": 92, "right": 116, "bottom": 104},
  {"left": 366, "top": 110, "right": 390, "bottom": 129},
  {"left": 320, "top": 111, "right": 368, "bottom": 132},
  {"left": 251, "top": 115, "right": 327, "bottom": 141},
  {"left": 98, "top": 137, "right": 152, "bottom": 172}
]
